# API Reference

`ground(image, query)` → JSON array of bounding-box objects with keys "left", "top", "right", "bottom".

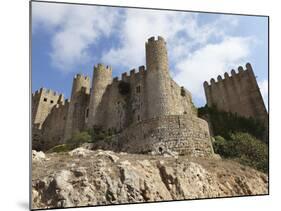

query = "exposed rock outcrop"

[{"left": 32, "top": 149, "right": 268, "bottom": 209}]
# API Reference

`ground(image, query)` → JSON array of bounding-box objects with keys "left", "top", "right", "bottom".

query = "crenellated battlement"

[
  {"left": 203, "top": 63, "right": 254, "bottom": 87},
  {"left": 53, "top": 99, "right": 69, "bottom": 110},
  {"left": 71, "top": 73, "right": 91, "bottom": 97},
  {"left": 74, "top": 74, "right": 90, "bottom": 81},
  {"left": 203, "top": 62, "right": 267, "bottom": 128},
  {"left": 32, "top": 88, "right": 64, "bottom": 99},
  {"left": 94, "top": 63, "right": 112, "bottom": 72},
  {"left": 112, "top": 65, "right": 148, "bottom": 85},
  {"left": 146, "top": 36, "right": 166, "bottom": 45},
  {"left": 33, "top": 36, "right": 219, "bottom": 154}
]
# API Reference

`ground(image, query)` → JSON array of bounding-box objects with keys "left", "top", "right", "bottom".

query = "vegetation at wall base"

[
  {"left": 46, "top": 144, "right": 74, "bottom": 153},
  {"left": 198, "top": 105, "right": 266, "bottom": 141},
  {"left": 213, "top": 133, "right": 268, "bottom": 173},
  {"left": 198, "top": 105, "right": 268, "bottom": 173}
]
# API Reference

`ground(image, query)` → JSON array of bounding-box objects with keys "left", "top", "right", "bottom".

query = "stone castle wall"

[
  {"left": 85, "top": 36, "right": 195, "bottom": 132},
  {"left": 41, "top": 100, "right": 69, "bottom": 150},
  {"left": 203, "top": 63, "right": 268, "bottom": 123},
  {"left": 64, "top": 74, "right": 91, "bottom": 140},
  {"left": 90, "top": 66, "right": 196, "bottom": 132},
  {"left": 32, "top": 88, "right": 64, "bottom": 128},
  {"left": 32, "top": 36, "right": 215, "bottom": 156},
  {"left": 93, "top": 115, "right": 214, "bottom": 157}
]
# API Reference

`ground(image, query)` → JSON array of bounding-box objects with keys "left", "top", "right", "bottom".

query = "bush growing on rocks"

[
  {"left": 47, "top": 144, "right": 73, "bottom": 153},
  {"left": 87, "top": 126, "right": 116, "bottom": 143},
  {"left": 198, "top": 106, "right": 266, "bottom": 141},
  {"left": 213, "top": 132, "right": 268, "bottom": 173},
  {"left": 67, "top": 131, "right": 91, "bottom": 148}
]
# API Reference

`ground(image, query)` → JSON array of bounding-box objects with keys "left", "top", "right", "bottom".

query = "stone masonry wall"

[
  {"left": 203, "top": 63, "right": 268, "bottom": 123},
  {"left": 32, "top": 88, "right": 64, "bottom": 128},
  {"left": 41, "top": 100, "right": 69, "bottom": 150},
  {"left": 87, "top": 64, "right": 112, "bottom": 128},
  {"left": 90, "top": 36, "right": 196, "bottom": 132},
  {"left": 91, "top": 65, "right": 196, "bottom": 133},
  {"left": 94, "top": 115, "right": 214, "bottom": 157},
  {"left": 64, "top": 74, "right": 91, "bottom": 140},
  {"left": 33, "top": 36, "right": 214, "bottom": 154}
]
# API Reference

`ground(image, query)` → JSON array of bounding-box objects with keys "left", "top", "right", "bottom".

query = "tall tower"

[
  {"left": 145, "top": 36, "right": 173, "bottom": 119},
  {"left": 32, "top": 88, "right": 64, "bottom": 128},
  {"left": 64, "top": 74, "right": 91, "bottom": 140},
  {"left": 87, "top": 64, "right": 112, "bottom": 128}
]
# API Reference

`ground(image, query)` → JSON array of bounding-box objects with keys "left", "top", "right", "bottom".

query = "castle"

[
  {"left": 32, "top": 35, "right": 268, "bottom": 156},
  {"left": 32, "top": 36, "right": 214, "bottom": 157}
]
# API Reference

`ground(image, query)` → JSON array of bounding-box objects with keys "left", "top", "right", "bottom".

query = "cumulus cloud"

[
  {"left": 173, "top": 36, "right": 255, "bottom": 103},
  {"left": 33, "top": 3, "right": 261, "bottom": 106},
  {"left": 99, "top": 9, "right": 251, "bottom": 105},
  {"left": 258, "top": 79, "right": 268, "bottom": 109},
  {"left": 101, "top": 10, "right": 239, "bottom": 70},
  {"left": 32, "top": 2, "right": 121, "bottom": 72}
]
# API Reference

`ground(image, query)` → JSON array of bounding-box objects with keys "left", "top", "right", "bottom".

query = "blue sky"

[{"left": 32, "top": 2, "right": 268, "bottom": 108}]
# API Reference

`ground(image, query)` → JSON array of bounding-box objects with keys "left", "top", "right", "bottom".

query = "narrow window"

[
  {"left": 136, "top": 86, "right": 141, "bottom": 93},
  {"left": 50, "top": 100, "right": 54, "bottom": 104},
  {"left": 86, "top": 108, "right": 89, "bottom": 118},
  {"left": 137, "top": 115, "right": 140, "bottom": 121},
  {"left": 43, "top": 98, "right": 47, "bottom": 102}
]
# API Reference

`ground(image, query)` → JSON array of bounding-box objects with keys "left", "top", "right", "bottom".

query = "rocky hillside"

[{"left": 32, "top": 148, "right": 268, "bottom": 209}]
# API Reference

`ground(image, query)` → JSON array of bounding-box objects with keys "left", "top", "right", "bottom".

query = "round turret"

[
  {"left": 71, "top": 74, "right": 91, "bottom": 98},
  {"left": 145, "top": 36, "right": 169, "bottom": 72},
  {"left": 87, "top": 64, "right": 112, "bottom": 128},
  {"left": 145, "top": 36, "right": 175, "bottom": 119}
]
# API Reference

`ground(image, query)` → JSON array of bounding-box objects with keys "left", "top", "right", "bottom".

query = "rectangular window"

[
  {"left": 43, "top": 98, "right": 47, "bottom": 102},
  {"left": 50, "top": 100, "right": 54, "bottom": 104},
  {"left": 137, "top": 115, "right": 140, "bottom": 121},
  {"left": 136, "top": 86, "right": 141, "bottom": 93}
]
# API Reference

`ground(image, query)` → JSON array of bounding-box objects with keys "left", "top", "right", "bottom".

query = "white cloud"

[
  {"left": 99, "top": 9, "right": 252, "bottom": 105},
  {"left": 33, "top": 3, "right": 259, "bottom": 106},
  {"left": 173, "top": 36, "right": 255, "bottom": 103},
  {"left": 32, "top": 2, "right": 120, "bottom": 72},
  {"left": 258, "top": 79, "right": 268, "bottom": 109},
  {"left": 101, "top": 10, "right": 239, "bottom": 70}
]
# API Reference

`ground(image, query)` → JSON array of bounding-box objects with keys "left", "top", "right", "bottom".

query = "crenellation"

[
  {"left": 206, "top": 64, "right": 257, "bottom": 86},
  {"left": 203, "top": 81, "right": 209, "bottom": 88},
  {"left": 224, "top": 72, "right": 230, "bottom": 79},
  {"left": 32, "top": 36, "right": 216, "bottom": 156},
  {"left": 203, "top": 62, "right": 268, "bottom": 142},
  {"left": 130, "top": 69, "right": 136, "bottom": 75},
  {"left": 113, "top": 77, "right": 119, "bottom": 82},
  {"left": 217, "top": 75, "right": 223, "bottom": 81},
  {"left": 94, "top": 63, "right": 112, "bottom": 72},
  {"left": 238, "top": 66, "right": 244, "bottom": 73},
  {"left": 121, "top": 72, "right": 128, "bottom": 81},
  {"left": 139, "top": 65, "right": 146, "bottom": 73},
  {"left": 148, "top": 36, "right": 155, "bottom": 42}
]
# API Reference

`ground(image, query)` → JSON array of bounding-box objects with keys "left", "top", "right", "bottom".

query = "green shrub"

[
  {"left": 198, "top": 106, "right": 266, "bottom": 141},
  {"left": 213, "top": 132, "right": 268, "bottom": 173},
  {"left": 67, "top": 131, "right": 91, "bottom": 148},
  {"left": 46, "top": 144, "right": 73, "bottom": 153},
  {"left": 87, "top": 126, "right": 116, "bottom": 143}
]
